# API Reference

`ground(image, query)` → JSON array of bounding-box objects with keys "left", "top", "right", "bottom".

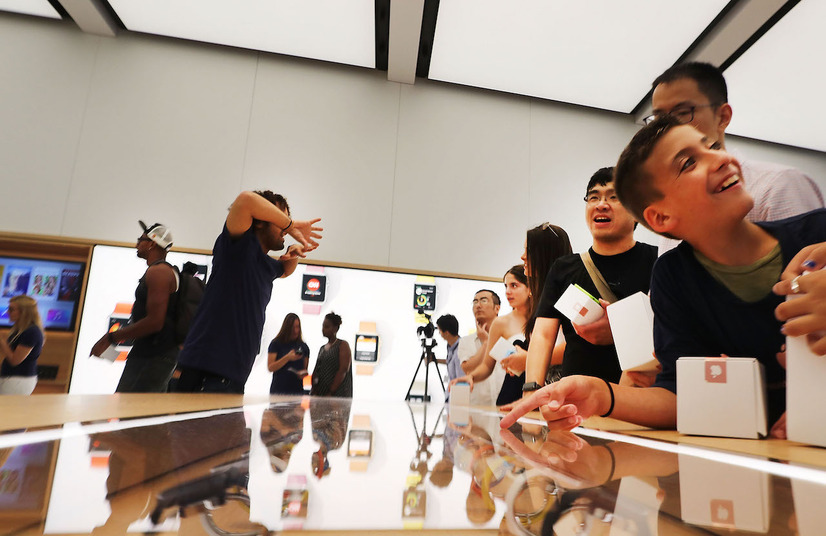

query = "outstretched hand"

[
  {"left": 288, "top": 218, "right": 323, "bottom": 251},
  {"left": 499, "top": 376, "right": 609, "bottom": 431}
]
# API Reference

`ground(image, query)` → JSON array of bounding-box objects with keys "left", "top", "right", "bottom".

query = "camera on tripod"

[{"left": 416, "top": 308, "right": 437, "bottom": 350}]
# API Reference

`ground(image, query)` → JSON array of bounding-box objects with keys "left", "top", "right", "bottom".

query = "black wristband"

[
  {"left": 599, "top": 378, "right": 615, "bottom": 418},
  {"left": 600, "top": 444, "right": 616, "bottom": 483},
  {"left": 284, "top": 219, "right": 293, "bottom": 231}
]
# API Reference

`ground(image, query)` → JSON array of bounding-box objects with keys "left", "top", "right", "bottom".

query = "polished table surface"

[{"left": 1, "top": 394, "right": 825, "bottom": 535}]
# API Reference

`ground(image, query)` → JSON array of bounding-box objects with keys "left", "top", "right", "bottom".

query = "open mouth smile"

[{"left": 715, "top": 174, "right": 740, "bottom": 193}]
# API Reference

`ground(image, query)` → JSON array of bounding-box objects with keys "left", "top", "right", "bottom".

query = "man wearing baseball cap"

[{"left": 90, "top": 221, "right": 180, "bottom": 392}]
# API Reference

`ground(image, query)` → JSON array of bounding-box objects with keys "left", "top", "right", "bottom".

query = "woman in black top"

[
  {"left": 268, "top": 313, "right": 310, "bottom": 395},
  {"left": 310, "top": 312, "right": 352, "bottom": 398},
  {"left": 0, "top": 295, "right": 45, "bottom": 395}
]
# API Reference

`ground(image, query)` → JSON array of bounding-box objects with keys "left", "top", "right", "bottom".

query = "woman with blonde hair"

[{"left": 0, "top": 295, "right": 45, "bottom": 394}]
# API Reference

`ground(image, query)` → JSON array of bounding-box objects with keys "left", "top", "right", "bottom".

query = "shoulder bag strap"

[{"left": 580, "top": 251, "right": 618, "bottom": 304}]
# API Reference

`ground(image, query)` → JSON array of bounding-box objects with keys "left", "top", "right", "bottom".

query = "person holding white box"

[{"left": 503, "top": 117, "right": 826, "bottom": 436}]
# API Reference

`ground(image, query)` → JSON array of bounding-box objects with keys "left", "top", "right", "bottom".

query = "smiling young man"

[
  {"left": 522, "top": 168, "right": 657, "bottom": 395},
  {"left": 502, "top": 118, "right": 826, "bottom": 434},
  {"left": 649, "top": 62, "right": 823, "bottom": 254}
]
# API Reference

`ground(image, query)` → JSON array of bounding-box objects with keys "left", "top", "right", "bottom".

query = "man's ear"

[
  {"left": 717, "top": 102, "right": 733, "bottom": 133},
  {"left": 643, "top": 203, "right": 677, "bottom": 235}
]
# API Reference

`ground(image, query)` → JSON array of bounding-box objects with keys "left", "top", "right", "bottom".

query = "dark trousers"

[
  {"left": 174, "top": 365, "right": 245, "bottom": 394},
  {"left": 116, "top": 348, "right": 178, "bottom": 393}
]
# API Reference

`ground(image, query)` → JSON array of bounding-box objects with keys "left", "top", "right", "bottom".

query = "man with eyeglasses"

[
  {"left": 648, "top": 62, "right": 823, "bottom": 255},
  {"left": 457, "top": 289, "right": 503, "bottom": 406},
  {"left": 523, "top": 168, "right": 657, "bottom": 396}
]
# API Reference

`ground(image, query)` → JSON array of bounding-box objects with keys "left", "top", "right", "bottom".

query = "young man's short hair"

[
  {"left": 252, "top": 190, "right": 289, "bottom": 228},
  {"left": 615, "top": 115, "right": 683, "bottom": 237},
  {"left": 652, "top": 62, "right": 728, "bottom": 105},
  {"left": 585, "top": 167, "right": 615, "bottom": 195},
  {"left": 475, "top": 289, "right": 501, "bottom": 306},
  {"left": 436, "top": 314, "right": 459, "bottom": 337}
]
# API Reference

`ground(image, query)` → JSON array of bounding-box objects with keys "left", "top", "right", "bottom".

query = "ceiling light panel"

[
  {"left": 724, "top": 2, "right": 826, "bottom": 152},
  {"left": 429, "top": 0, "right": 728, "bottom": 113},
  {"left": 108, "top": 0, "right": 375, "bottom": 68},
  {"left": 0, "top": 0, "right": 61, "bottom": 19}
]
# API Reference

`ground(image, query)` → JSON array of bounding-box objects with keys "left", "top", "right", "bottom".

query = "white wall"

[{"left": 2, "top": 14, "right": 826, "bottom": 277}]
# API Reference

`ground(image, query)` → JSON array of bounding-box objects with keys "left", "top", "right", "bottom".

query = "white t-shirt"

[{"left": 457, "top": 333, "right": 506, "bottom": 407}]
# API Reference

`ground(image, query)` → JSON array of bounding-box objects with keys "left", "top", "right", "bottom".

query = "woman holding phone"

[{"left": 268, "top": 313, "right": 310, "bottom": 395}]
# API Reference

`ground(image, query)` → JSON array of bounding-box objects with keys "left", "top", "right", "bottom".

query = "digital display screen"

[
  {"left": 354, "top": 334, "right": 379, "bottom": 362},
  {"left": 0, "top": 256, "right": 85, "bottom": 331}
]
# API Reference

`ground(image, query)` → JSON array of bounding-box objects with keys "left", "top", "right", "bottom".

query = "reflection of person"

[
  {"left": 260, "top": 404, "right": 305, "bottom": 473},
  {"left": 175, "top": 190, "right": 322, "bottom": 393},
  {"left": 0, "top": 295, "right": 44, "bottom": 395},
  {"left": 91, "top": 222, "right": 179, "bottom": 393},
  {"left": 268, "top": 313, "right": 310, "bottom": 395},
  {"left": 310, "top": 312, "right": 352, "bottom": 398},
  {"left": 452, "top": 266, "right": 531, "bottom": 405},
  {"left": 309, "top": 398, "right": 351, "bottom": 479}
]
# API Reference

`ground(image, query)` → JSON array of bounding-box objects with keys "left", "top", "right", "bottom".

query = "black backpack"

[{"left": 174, "top": 262, "right": 205, "bottom": 345}]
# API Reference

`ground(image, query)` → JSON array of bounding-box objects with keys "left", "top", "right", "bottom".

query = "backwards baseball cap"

[{"left": 139, "top": 220, "right": 173, "bottom": 250}]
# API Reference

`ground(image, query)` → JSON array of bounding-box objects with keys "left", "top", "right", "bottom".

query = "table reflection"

[{"left": 0, "top": 398, "right": 823, "bottom": 534}]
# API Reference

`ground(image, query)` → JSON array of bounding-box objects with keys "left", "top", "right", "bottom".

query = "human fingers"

[
  {"left": 780, "top": 314, "right": 823, "bottom": 338},
  {"left": 499, "top": 387, "right": 554, "bottom": 428},
  {"left": 769, "top": 412, "right": 787, "bottom": 439},
  {"left": 807, "top": 333, "right": 826, "bottom": 356},
  {"left": 779, "top": 244, "right": 825, "bottom": 281}
]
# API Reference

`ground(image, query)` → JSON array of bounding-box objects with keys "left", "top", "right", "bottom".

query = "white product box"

[
  {"left": 488, "top": 334, "right": 521, "bottom": 361},
  {"left": 609, "top": 476, "right": 661, "bottom": 536},
  {"left": 607, "top": 292, "right": 658, "bottom": 372},
  {"left": 678, "top": 454, "right": 769, "bottom": 533},
  {"left": 791, "top": 477, "right": 826, "bottom": 536},
  {"left": 785, "top": 317, "right": 826, "bottom": 447},
  {"left": 554, "top": 284, "right": 604, "bottom": 326},
  {"left": 449, "top": 381, "right": 471, "bottom": 427},
  {"left": 676, "top": 357, "right": 767, "bottom": 439}
]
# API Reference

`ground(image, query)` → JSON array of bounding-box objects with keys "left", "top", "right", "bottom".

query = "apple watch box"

[
  {"left": 678, "top": 453, "right": 769, "bottom": 532},
  {"left": 676, "top": 357, "right": 767, "bottom": 439},
  {"left": 606, "top": 291, "right": 659, "bottom": 371},
  {"left": 786, "top": 330, "right": 826, "bottom": 447},
  {"left": 449, "top": 382, "right": 471, "bottom": 427},
  {"left": 554, "top": 284, "right": 604, "bottom": 325}
]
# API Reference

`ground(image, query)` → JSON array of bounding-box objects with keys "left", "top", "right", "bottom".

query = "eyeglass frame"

[
  {"left": 582, "top": 192, "right": 621, "bottom": 206},
  {"left": 643, "top": 102, "right": 721, "bottom": 126}
]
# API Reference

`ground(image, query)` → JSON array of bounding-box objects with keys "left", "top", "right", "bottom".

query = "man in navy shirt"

[{"left": 175, "top": 190, "right": 322, "bottom": 393}]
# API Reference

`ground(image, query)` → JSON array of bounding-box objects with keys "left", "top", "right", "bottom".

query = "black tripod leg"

[
  {"left": 405, "top": 353, "right": 427, "bottom": 400},
  {"left": 430, "top": 355, "right": 446, "bottom": 394}
]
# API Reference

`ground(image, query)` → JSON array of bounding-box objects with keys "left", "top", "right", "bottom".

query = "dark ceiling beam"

[
  {"left": 387, "top": 0, "right": 425, "bottom": 84},
  {"left": 54, "top": 0, "right": 121, "bottom": 37}
]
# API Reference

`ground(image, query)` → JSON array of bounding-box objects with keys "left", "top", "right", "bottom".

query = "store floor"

[{"left": 1, "top": 394, "right": 824, "bottom": 535}]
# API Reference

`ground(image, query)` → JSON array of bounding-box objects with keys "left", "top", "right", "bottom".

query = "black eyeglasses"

[{"left": 643, "top": 103, "right": 720, "bottom": 126}]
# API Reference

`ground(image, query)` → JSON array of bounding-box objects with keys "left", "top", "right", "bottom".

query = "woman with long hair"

[
  {"left": 310, "top": 312, "right": 352, "bottom": 398},
  {"left": 451, "top": 265, "right": 532, "bottom": 405},
  {"left": 501, "top": 223, "right": 573, "bottom": 383},
  {"left": 268, "top": 313, "right": 310, "bottom": 395},
  {"left": 0, "top": 295, "right": 45, "bottom": 395}
]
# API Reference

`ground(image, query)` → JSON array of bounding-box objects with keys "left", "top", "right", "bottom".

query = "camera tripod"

[{"left": 405, "top": 335, "right": 446, "bottom": 403}]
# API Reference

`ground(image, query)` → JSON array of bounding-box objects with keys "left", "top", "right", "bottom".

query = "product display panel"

[{"left": 2, "top": 397, "right": 825, "bottom": 535}]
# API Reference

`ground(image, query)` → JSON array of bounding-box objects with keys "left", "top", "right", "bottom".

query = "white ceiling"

[
  {"left": 429, "top": 0, "right": 727, "bottom": 114},
  {"left": 0, "top": 0, "right": 59, "bottom": 19},
  {"left": 725, "top": 1, "right": 825, "bottom": 153},
  {"left": 108, "top": 0, "right": 376, "bottom": 68},
  {"left": 3, "top": 0, "right": 824, "bottom": 153}
]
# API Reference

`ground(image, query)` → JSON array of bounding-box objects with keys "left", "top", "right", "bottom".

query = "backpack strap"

[{"left": 580, "top": 251, "right": 618, "bottom": 304}]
